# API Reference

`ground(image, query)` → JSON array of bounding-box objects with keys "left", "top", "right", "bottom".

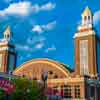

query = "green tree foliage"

[
  {"left": 0, "top": 77, "right": 44, "bottom": 100},
  {"left": 0, "top": 89, "right": 6, "bottom": 100}
]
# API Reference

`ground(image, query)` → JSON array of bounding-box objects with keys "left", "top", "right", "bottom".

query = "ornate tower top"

[
  {"left": 81, "top": 6, "right": 92, "bottom": 17},
  {"left": 74, "top": 6, "right": 95, "bottom": 38},
  {"left": 3, "top": 25, "right": 11, "bottom": 41},
  {"left": 81, "top": 6, "right": 93, "bottom": 27},
  {"left": 0, "top": 25, "right": 16, "bottom": 73}
]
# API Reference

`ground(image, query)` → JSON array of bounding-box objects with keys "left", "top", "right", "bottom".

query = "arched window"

[
  {"left": 88, "top": 16, "right": 90, "bottom": 20},
  {"left": 33, "top": 77, "right": 37, "bottom": 80},
  {"left": 49, "top": 70, "right": 53, "bottom": 75},
  {"left": 84, "top": 16, "right": 87, "bottom": 20},
  {"left": 54, "top": 74, "right": 58, "bottom": 79},
  {"left": 7, "top": 34, "right": 9, "bottom": 38}
]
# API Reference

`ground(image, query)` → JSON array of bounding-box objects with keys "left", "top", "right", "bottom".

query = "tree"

[
  {"left": 0, "top": 89, "right": 6, "bottom": 100},
  {"left": 10, "top": 77, "right": 41, "bottom": 100},
  {"left": 0, "top": 77, "right": 44, "bottom": 100}
]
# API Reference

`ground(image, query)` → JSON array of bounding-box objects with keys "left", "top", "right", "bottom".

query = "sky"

[{"left": 0, "top": 0, "right": 100, "bottom": 69}]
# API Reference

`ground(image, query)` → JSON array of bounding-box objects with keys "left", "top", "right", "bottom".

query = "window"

[
  {"left": 61, "top": 85, "right": 64, "bottom": 98},
  {"left": 75, "top": 85, "right": 80, "bottom": 98},
  {"left": 33, "top": 77, "right": 37, "bottom": 80},
  {"left": 88, "top": 16, "right": 90, "bottom": 20},
  {"left": 49, "top": 70, "right": 53, "bottom": 75},
  {"left": 90, "top": 86, "right": 95, "bottom": 97},
  {"left": 7, "top": 34, "right": 9, "bottom": 39},
  {"left": 64, "top": 85, "right": 72, "bottom": 98},
  {"left": 9, "top": 55, "right": 15, "bottom": 72},
  {"left": 54, "top": 74, "right": 58, "bottom": 79},
  {"left": 96, "top": 41, "right": 100, "bottom": 74},
  {"left": 0, "top": 54, "right": 2, "bottom": 71},
  {"left": 84, "top": 16, "right": 87, "bottom": 20},
  {"left": 53, "top": 86, "right": 58, "bottom": 94},
  {"left": 80, "top": 40, "right": 89, "bottom": 75}
]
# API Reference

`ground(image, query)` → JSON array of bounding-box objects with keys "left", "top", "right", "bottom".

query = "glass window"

[
  {"left": 90, "top": 86, "right": 95, "bottom": 97},
  {"left": 80, "top": 40, "right": 89, "bottom": 75},
  {"left": 0, "top": 54, "right": 2, "bottom": 71},
  {"left": 49, "top": 70, "right": 53, "bottom": 75},
  {"left": 84, "top": 16, "right": 87, "bottom": 20},
  {"left": 88, "top": 16, "right": 90, "bottom": 20},
  {"left": 96, "top": 40, "right": 100, "bottom": 75},
  {"left": 9, "top": 55, "right": 15, "bottom": 72},
  {"left": 75, "top": 85, "right": 80, "bottom": 98},
  {"left": 64, "top": 85, "right": 72, "bottom": 98},
  {"left": 54, "top": 74, "right": 58, "bottom": 79}
]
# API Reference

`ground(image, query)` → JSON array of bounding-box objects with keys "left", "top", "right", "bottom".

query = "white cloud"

[
  {"left": 45, "top": 45, "right": 56, "bottom": 53},
  {"left": 34, "top": 42, "right": 44, "bottom": 49},
  {"left": 32, "top": 25, "right": 43, "bottom": 33},
  {"left": 32, "top": 2, "right": 56, "bottom": 12},
  {"left": 0, "top": 1, "right": 56, "bottom": 16},
  {"left": 0, "top": 1, "right": 32, "bottom": 16},
  {"left": 27, "top": 36, "right": 46, "bottom": 45},
  {"left": 93, "top": 10, "right": 100, "bottom": 25},
  {"left": 32, "top": 21, "right": 56, "bottom": 33},
  {"left": 42, "top": 21, "right": 56, "bottom": 30},
  {"left": 40, "top": 2, "right": 56, "bottom": 11}
]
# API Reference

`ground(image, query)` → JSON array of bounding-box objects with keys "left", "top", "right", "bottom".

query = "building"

[
  {"left": 0, "top": 26, "right": 16, "bottom": 73},
  {"left": 0, "top": 7, "right": 100, "bottom": 100}
]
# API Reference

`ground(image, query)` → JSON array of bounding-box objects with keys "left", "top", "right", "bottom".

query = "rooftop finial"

[
  {"left": 81, "top": 6, "right": 93, "bottom": 26},
  {"left": 81, "top": 6, "right": 92, "bottom": 17},
  {"left": 3, "top": 25, "right": 11, "bottom": 41}
]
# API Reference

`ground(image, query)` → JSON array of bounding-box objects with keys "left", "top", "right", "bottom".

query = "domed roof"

[{"left": 13, "top": 58, "right": 73, "bottom": 80}]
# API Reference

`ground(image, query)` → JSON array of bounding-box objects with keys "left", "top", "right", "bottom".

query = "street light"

[{"left": 41, "top": 70, "right": 48, "bottom": 100}]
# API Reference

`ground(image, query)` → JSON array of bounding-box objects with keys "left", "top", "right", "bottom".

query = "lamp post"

[
  {"left": 8, "top": 71, "right": 12, "bottom": 81},
  {"left": 41, "top": 71, "right": 48, "bottom": 100}
]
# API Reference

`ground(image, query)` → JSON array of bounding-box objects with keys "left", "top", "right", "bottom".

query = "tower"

[
  {"left": 74, "top": 7, "right": 97, "bottom": 77},
  {"left": 0, "top": 26, "right": 16, "bottom": 73}
]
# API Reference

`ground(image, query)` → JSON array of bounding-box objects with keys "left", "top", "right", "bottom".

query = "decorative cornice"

[
  {"left": 47, "top": 77, "right": 85, "bottom": 83},
  {"left": 73, "top": 30, "right": 95, "bottom": 38}
]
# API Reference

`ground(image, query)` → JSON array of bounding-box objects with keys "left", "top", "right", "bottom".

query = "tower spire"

[
  {"left": 81, "top": 6, "right": 92, "bottom": 17},
  {"left": 74, "top": 6, "right": 97, "bottom": 77},
  {"left": 3, "top": 25, "right": 11, "bottom": 41},
  {"left": 81, "top": 6, "right": 93, "bottom": 26}
]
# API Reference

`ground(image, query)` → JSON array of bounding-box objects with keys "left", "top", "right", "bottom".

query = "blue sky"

[{"left": 0, "top": 0, "right": 100, "bottom": 69}]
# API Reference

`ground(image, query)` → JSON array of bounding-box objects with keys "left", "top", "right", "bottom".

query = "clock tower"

[
  {"left": 74, "top": 7, "right": 97, "bottom": 77},
  {"left": 0, "top": 26, "right": 16, "bottom": 73}
]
